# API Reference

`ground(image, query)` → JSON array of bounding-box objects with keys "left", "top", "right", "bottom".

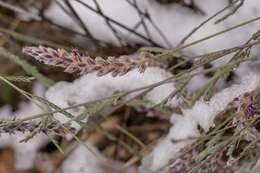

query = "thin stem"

[
  {"left": 141, "top": 16, "right": 260, "bottom": 59},
  {"left": 73, "top": 0, "right": 161, "bottom": 46},
  {"left": 63, "top": 0, "right": 97, "bottom": 44},
  {"left": 178, "top": 0, "right": 240, "bottom": 46}
]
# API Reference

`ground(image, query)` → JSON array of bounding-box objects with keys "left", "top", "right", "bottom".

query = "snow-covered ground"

[
  {"left": 0, "top": 0, "right": 260, "bottom": 172},
  {"left": 45, "top": 0, "right": 260, "bottom": 54}
]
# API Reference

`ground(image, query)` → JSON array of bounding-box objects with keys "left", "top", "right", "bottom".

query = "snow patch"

[
  {"left": 0, "top": 83, "right": 49, "bottom": 170},
  {"left": 45, "top": 67, "right": 177, "bottom": 128},
  {"left": 140, "top": 73, "right": 260, "bottom": 172}
]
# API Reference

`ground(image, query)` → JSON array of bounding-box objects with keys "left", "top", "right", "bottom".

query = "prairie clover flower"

[{"left": 245, "top": 103, "right": 256, "bottom": 118}]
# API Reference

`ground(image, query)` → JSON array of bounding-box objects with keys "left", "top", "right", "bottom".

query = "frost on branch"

[{"left": 23, "top": 46, "right": 163, "bottom": 77}]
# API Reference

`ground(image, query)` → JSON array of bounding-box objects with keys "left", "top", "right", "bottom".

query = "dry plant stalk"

[
  {"left": 169, "top": 150, "right": 234, "bottom": 173},
  {"left": 0, "top": 120, "right": 76, "bottom": 137},
  {"left": 23, "top": 46, "right": 163, "bottom": 77}
]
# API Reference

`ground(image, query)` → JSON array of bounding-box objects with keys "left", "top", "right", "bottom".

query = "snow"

[
  {"left": 186, "top": 72, "right": 209, "bottom": 91},
  {"left": 0, "top": 80, "right": 141, "bottom": 172},
  {"left": 139, "top": 136, "right": 192, "bottom": 173},
  {"left": 61, "top": 144, "right": 137, "bottom": 173},
  {"left": 45, "top": 67, "right": 177, "bottom": 128},
  {"left": 0, "top": 83, "right": 49, "bottom": 170},
  {"left": 45, "top": 0, "right": 260, "bottom": 54},
  {"left": 44, "top": 0, "right": 260, "bottom": 93},
  {"left": 235, "top": 157, "right": 260, "bottom": 173},
  {"left": 60, "top": 144, "right": 104, "bottom": 173},
  {"left": 140, "top": 73, "right": 260, "bottom": 172},
  {"left": 1, "top": 0, "right": 260, "bottom": 171}
]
